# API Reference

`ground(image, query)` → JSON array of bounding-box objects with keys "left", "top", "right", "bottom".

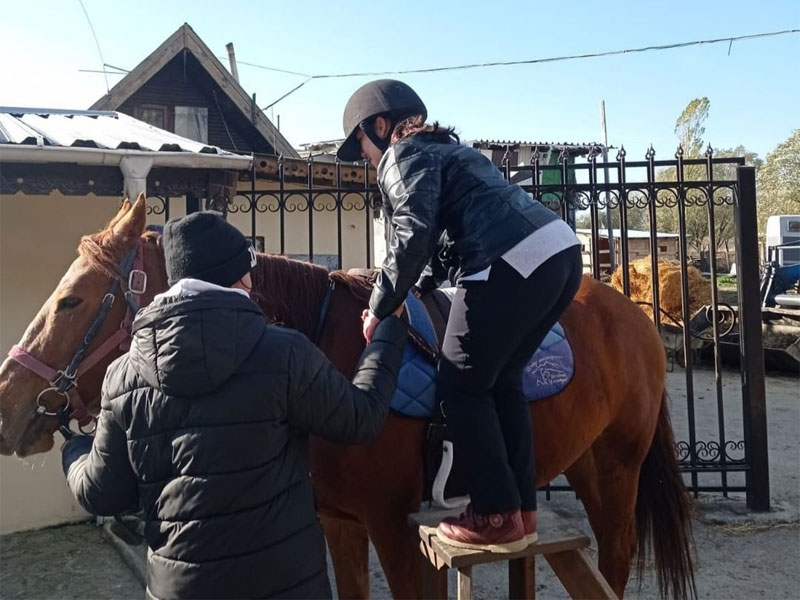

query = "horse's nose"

[
  {"left": 0, "top": 416, "right": 15, "bottom": 455},
  {"left": 0, "top": 428, "right": 13, "bottom": 456}
]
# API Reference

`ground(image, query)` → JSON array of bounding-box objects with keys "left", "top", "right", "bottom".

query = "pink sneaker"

[
  {"left": 522, "top": 510, "right": 538, "bottom": 544},
  {"left": 437, "top": 504, "right": 527, "bottom": 553}
]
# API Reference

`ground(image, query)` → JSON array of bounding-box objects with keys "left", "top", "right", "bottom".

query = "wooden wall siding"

[{"left": 118, "top": 52, "right": 273, "bottom": 154}]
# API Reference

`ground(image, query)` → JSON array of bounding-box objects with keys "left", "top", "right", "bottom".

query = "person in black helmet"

[{"left": 338, "top": 79, "right": 583, "bottom": 553}]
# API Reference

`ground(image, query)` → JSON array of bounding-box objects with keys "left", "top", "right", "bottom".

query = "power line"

[
  {"left": 248, "top": 28, "right": 798, "bottom": 110},
  {"left": 214, "top": 57, "right": 311, "bottom": 78},
  {"left": 262, "top": 78, "right": 314, "bottom": 111},
  {"left": 77, "top": 0, "right": 109, "bottom": 92},
  {"left": 314, "top": 28, "right": 800, "bottom": 78}
]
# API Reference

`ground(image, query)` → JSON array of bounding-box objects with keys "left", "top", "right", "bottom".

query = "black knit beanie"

[{"left": 163, "top": 211, "right": 255, "bottom": 287}]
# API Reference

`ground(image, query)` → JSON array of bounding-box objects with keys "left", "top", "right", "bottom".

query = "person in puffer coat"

[{"left": 61, "top": 211, "right": 407, "bottom": 600}]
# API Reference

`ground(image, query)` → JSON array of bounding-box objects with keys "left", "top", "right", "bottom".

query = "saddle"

[{"left": 393, "top": 289, "right": 575, "bottom": 509}]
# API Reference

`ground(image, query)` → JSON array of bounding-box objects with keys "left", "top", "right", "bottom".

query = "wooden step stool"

[{"left": 409, "top": 508, "right": 617, "bottom": 600}]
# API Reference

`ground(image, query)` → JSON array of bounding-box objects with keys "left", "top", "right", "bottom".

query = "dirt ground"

[{"left": 1, "top": 368, "right": 797, "bottom": 600}]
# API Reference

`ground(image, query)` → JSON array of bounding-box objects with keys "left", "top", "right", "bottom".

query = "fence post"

[{"left": 733, "top": 166, "right": 770, "bottom": 511}]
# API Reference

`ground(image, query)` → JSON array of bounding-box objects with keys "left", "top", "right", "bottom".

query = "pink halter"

[{"left": 8, "top": 242, "right": 147, "bottom": 436}]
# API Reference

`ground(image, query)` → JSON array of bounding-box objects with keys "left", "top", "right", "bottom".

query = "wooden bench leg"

[
  {"left": 457, "top": 566, "right": 473, "bottom": 600},
  {"left": 509, "top": 555, "right": 536, "bottom": 600},
  {"left": 544, "top": 548, "right": 618, "bottom": 599},
  {"left": 419, "top": 542, "right": 448, "bottom": 600}
]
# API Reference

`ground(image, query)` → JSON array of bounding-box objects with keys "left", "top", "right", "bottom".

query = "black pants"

[{"left": 437, "top": 245, "right": 582, "bottom": 514}]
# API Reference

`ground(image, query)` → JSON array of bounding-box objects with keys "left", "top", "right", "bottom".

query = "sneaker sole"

[
  {"left": 525, "top": 532, "right": 538, "bottom": 545},
  {"left": 436, "top": 534, "right": 528, "bottom": 554}
]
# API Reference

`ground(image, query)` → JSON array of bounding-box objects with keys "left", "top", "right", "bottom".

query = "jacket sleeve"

[
  {"left": 286, "top": 316, "right": 407, "bottom": 443},
  {"left": 414, "top": 234, "right": 451, "bottom": 294},
  {"left": 369, "top": 145, "right": 442, "bottom": 318},
  {"left": 64, "top": 403, "right": 139, "bottom": 517}
]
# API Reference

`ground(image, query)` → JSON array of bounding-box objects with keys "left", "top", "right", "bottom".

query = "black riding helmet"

[{"left": 337, "top": 79, "right": 427, "bottom": 162}]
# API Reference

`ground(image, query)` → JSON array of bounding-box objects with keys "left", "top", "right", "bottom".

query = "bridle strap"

[
  {"left": 8, "top": 345, "right": 59, "bottom": 383},
  {"left": 8, "top": 241, "right": 147, "bottom": 436},
  {"left": 313, "top": 278, "right": 336, "bottom": 344}
]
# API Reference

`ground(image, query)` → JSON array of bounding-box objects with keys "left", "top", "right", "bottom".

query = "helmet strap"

[{"left": 359, "top": 118, "right": 391, "bottom": 154}]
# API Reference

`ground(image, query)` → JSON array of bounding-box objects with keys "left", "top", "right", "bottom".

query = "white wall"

[{"left": 0, "top": 192, "right": 121, "bottom": 533}]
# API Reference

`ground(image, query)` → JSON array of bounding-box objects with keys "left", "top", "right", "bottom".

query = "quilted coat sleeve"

[
  {"left": 369, "top": 144, "right": 442, "bottom": 318},
  {"left": 64, "top": 397, "right": 139, "bottom": 517},
  {"left": 286, "top": 316, "right": 407, "bottom": 443}
]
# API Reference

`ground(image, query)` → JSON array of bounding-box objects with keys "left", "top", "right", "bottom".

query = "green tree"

[
  {"left": 675, "top": 97, "right": 710, "bottom": 159},
  {"left": 711, "top": 146, "right": 762, "bottom": 267},
  {"left": 757, "top": 130, "right": 800, "bottom": 234},
  {"left": 655, "top": 98, "right": 711, "bottom": 251},
  {"left": 655, "top": 99, "right": 760, "bottom": 263}
]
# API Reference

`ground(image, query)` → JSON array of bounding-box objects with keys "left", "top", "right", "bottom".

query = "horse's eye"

[{"left": 56, "top": 297, "right": 83, "bottom": 312}]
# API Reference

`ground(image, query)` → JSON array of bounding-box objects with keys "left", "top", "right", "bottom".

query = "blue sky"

[{"left": 1, "top": 0, "right": 797, "bottom": 160}]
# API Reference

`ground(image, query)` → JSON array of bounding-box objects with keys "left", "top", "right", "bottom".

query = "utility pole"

[{"left": 600, "top": 100, "right": 615, "bottom": 272}]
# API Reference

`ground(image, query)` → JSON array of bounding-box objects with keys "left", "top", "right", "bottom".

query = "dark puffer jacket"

[
  {"left": 65, "top": 289, "right": 407, "bottom": 599},
  {"left": 370, "top": 131, "right": 559, "bottom": 318}
]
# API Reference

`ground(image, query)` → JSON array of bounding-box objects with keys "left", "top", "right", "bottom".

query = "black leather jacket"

[{"left": 369, "top": 132, "right": 559, "bottom": 318}]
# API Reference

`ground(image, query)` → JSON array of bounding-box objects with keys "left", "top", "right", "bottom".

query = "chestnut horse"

[{"left": 0, "top": 197, "right": 695, "bottom": 599}]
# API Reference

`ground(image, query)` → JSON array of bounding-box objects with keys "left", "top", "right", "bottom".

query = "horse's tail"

[{"left": 635, "top": 390, "right": 697, "bottom": 600}]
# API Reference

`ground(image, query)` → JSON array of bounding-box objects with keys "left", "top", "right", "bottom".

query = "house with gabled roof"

[{"left": 91, "top": 23, "right": 297, "bottom": 158}]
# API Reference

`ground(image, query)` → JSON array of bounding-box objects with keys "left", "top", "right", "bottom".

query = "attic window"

[
  {"left": 175, "top": 106, "right": 208, "bottom": 143},
  {"left": 136, "top": 105, "right": 167, "bottom": 130}
]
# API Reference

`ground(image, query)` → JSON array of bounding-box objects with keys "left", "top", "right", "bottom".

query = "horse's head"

[{"left": 0, "top": 196, "right": 148, "bottom": 457}]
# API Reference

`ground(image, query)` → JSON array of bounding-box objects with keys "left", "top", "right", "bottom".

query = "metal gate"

[{"left": 146, "top": 147, "right": 769, "bottom": 510}]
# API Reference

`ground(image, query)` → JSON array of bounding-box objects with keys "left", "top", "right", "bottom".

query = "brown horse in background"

[{"left": 0, "top": 197, "right": 695, "bottom": 599}]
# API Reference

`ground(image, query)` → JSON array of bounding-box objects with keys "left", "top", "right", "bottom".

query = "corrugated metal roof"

[{"left": 0, "top": 107, "right": 243, "bottom": 156}]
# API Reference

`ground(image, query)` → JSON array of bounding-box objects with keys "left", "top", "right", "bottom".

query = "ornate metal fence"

[{"left": 144, "top": 147, "right": 769, "bottom": 510}]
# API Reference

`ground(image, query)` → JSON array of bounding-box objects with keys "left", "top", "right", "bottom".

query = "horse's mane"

[
  {"left": 78, "top": 228, "right": 162, "bottom": 279},
  {"left": 330, "top": 269, "right": 376, "bottom": 305},
  {"left": 251, "top": 255, "right": 378, "bottom": 335},
  {"left": 250, "top": 255, "right": 329, "bottom": 335}
]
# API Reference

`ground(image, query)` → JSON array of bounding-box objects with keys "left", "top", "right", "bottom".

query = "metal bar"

[
  {"left": 336, "top": 160, "right": 343, "bottom": 270},
  {"left": 560, "top": 151, "right": 569, "bottom": 225},
  {"left": 307, "top": 156, "right": 314, "bottom": 263},
  {"left": 645, "top": 147, "right": 662, "bottom": 332},
  {"left": 678, "top": 463, "right": 749, "bottom": 472},
  {"left": 734, "top": 166, "right": 770, "bottom": 511},
  {"left": 704, "top": 148, "right": 728, "bottom": 495},
  {"left": 588, "top": 150, "right": 601, "bottom": 279},
  {"left": 164, "top": 196, "right": 170, "bottom": 222},
  {"left": 365, "top": 162, "right": 372, "bottom": 267},
  {"left": 617, "top": 149, "right": 630, "bottom": 295},
  {"left": 278, "top": 156, "right": 286, "bottom": 255},
  {"left": 531, "top": 149, "right": 541, "bottom": 209},
  {"left": 250, "top": 157, "right": 257, "bottom": 245},
  {"left": 674, "top": 147, "right": 699, "bottom": 494}
]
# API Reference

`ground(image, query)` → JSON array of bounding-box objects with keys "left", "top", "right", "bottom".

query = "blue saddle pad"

[
  {"left": 390, "top": 294, "right": 438, "bottom": 418},
  {"left": 390, "top": 294, "right": 575, "bottom": 419},
  {"left": 520, "top": 322, "right": 574, "bottom": 400}
]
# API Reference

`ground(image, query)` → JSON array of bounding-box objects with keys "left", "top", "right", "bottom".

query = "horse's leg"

[
  {"left": 589, "top": 433, "right": 650, "bottom": 598},
  {"left": 563, "top": 448, "right": 604, "bottom": 541},
  {"left": 364, "top": 506, "right": 422, "bottom": 600},
  {"left": 321, "top": 515, "right": 370, "bottom": 600}
]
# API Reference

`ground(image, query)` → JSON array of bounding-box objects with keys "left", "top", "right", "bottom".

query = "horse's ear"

[
  {"left": 111, "top": 194, "right": 147, "bottom": 242},
  {"left": 107, "top": 197, "right": 132, "bottom": 230}
]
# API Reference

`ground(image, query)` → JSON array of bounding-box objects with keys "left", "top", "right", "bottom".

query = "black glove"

[{"left": 61, "top": 435, "right": 94, "bottom": 477}]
